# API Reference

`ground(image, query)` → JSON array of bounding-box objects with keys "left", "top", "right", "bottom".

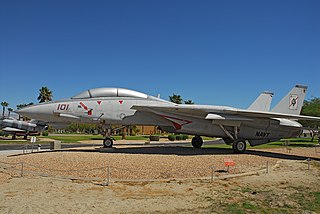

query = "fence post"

[
  {"left": 211, "top": 166, "right": 214, "bottom": 182},
  {"left": 107, "top": 163, "right": 110, "bottom": 185},
  {"left": 20, "top": 162, "right": 24, "bottom": 177}
]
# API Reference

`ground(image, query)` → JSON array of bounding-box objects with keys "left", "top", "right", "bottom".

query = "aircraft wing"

[
  {"left": 132, "top": 104, "right": 320, "bottom": 121},
  {"left": 206, "top": 109, "right": 320, "bottom": 121}
]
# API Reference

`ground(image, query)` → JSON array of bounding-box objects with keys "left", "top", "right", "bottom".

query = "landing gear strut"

[
  {"left": 232, "top": 139, "right": 246, "bottom": 154},
  {"left": 191, "top": 135, "right": 203, "bottom": 148},
  {"left": 101, "top": 124, "right": 129, "bottom": 148}
]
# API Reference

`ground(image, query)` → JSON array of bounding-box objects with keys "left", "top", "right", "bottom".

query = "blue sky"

[{"left": 0, "top": 0, "right": 319, "bottom": 110}]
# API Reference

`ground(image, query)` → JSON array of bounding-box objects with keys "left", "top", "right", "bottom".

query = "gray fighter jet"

[
  {"left": 0, "top": 118, "right": 47, "bottom": 139},
  {"left": 16, "top": 85, "right": 320, "bottom": 153}
]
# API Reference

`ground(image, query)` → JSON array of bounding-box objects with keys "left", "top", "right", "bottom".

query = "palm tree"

[
  {"left": 184, "top": 99, "right": 194, "bottom": 105},
  {"left": 16, "top": 103, "right": 34, "bottom": 110},
  {"left": 38, "top": 86, "right": 53, "bottom": 103},
  {"left": 169, "top": 94, "right": 183, "bottom": 104},
  {"left": 16, "top": 103, "right": 34, "bottom": 120},
  {"left": 7, "top": 108, "right": 13, "bottom": 118},
  {"left": 1, "top": 101, "right": 9, "bottom": 117}
]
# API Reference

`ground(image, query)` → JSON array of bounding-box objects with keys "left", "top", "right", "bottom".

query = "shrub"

[
  {"left": 168, "top": 134, "right": 176, "bottom": 141},
  {"left": 149, "top": 135, "right": 160, "bottom": 141},
  {"left": 175, "top": 135, "right": 182, "bottom": 140},
  {"left": 182, "top": 134, "right": 189, "bottom": 140},
  {"left": 42, "top": 131, "right": 49, "bottom": 136}
]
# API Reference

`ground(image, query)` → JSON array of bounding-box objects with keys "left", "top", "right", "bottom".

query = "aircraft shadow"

[{"left": 88, "top": 146, "right": 320, "bottom": 161}]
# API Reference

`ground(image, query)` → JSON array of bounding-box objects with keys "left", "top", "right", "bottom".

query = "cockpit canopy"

[{"left": 71, "top": 88, "right": 148, "bottom": 99}]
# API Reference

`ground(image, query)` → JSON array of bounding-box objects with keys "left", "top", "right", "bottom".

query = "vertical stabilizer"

[
  {"left": 271, "top": 85, "right": 307, "bottom": 115},
  {"left": 248, "top": 91, "right": 274, "bottom": 111}
]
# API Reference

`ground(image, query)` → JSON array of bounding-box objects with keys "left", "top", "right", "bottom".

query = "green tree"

[
  {"left": 1, "top": 101, "right": 9, "bottom": 117},
  {"left": 300, "top": 97, "right": 320, "bottom": 128},
  {"left": 16, "top": 103, "right": 34, "bottom": 120},
  {"left": 169, "top": 94, "right": 183, "bottom": 104},
  {"left": 184, "top": 99, "right": 194, "bottom": 104},
  {"left": 38, "top": 86, "right": 53, "bottom": 103},
  {"left": 16, "top": 103, "right": 34, "bottom": 110}
]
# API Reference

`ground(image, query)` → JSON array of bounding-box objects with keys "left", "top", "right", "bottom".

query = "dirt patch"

[
  {"left": 0, "top": 160, "right": 319, "bottom": 213},
  {"left": 0, "top": 147, "right": 320, "bottom": 213}
]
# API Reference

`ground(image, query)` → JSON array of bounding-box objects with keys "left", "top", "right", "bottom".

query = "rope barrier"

[
  {"left": 21, "top": 162, "right": 107, "bottom": 172},
  {"left": 0, "top": 158, "right": 317, "bottom": 183}
]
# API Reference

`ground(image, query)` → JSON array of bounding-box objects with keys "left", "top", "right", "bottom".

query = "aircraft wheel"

[
  {"left": 232, "top": 139, "right": 246, "bottom": 153},
  {"left": 103, "top": 137, "right": 113, "bottom": 148},
  {"left": 191, "top": 136, "right": 203, "bottom": 148}
]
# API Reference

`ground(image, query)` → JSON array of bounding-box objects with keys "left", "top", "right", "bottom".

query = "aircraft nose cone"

[
  {"left": 15, "top": 104, "right": 51, "bottom": 119},
  {"left": 15, "top": 106, "right": 37, "bottom": 117}
]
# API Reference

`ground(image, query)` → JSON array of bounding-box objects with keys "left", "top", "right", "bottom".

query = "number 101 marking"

[{"left": 57, "top": 104, "right": 69, "bottom": 111}]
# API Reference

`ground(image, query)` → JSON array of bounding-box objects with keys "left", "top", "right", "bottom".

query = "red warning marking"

[
  {"left": 79, "top": 102, "right": 88, "bottom": 110},
  {"left": 159, "top": 114, "right": 192, "bottom": 130},
  {"left": 119, "top": 100, "right": 123, "bottom": 104},
  {"left": 97, "top": 101, "right": 102, "bottom": 105},
  {"left": 172, "top": 122, "right": 182, "bottom": 130},
  {"left": 80, "top": 102, "right": 93, "bottom": 116}
]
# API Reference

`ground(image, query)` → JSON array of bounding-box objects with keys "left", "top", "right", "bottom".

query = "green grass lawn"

[
  {"left": 0, "top": 134, "right": 318, "bottom": 148},
  {"left": 37, "top": 135, "right": 150, "bottom": 143},
  {"left": 203, "top": 138, "right": 319, "bottom": 150}
]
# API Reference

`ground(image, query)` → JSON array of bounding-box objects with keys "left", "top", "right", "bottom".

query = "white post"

[
  {"left": 107, "top": 163, "right": 110, "bottom": 185},
  {"left": 20, "top": 162, "right": 24, "bottom": 177},
  {"left": 211, "top": 166, "right": 214, "bottom": 182}
]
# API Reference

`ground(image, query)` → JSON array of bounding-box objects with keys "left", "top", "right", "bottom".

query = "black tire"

[
  {"left": 232, "top": 140, "right": 246, "bottom": 153},
  {"left": 103, "top": 137, "right": 113, "bottom": 148},
  {"left": 191, "top": 136, "right": 203, "bottom": 148}
]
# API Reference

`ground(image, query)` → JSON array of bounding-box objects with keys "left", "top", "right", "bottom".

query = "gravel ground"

[
  {"left": 0, "top": 146, "right": 319, "bottom": 183},
  {"left": 1, "top": 146, "right": 320, "bottom": 214},
  {"left": 1, "top": 159, "right": 319, "bottom": 214}
]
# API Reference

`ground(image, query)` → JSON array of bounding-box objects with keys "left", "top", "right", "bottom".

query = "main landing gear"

[
  {"left": 231, "top": 139, "right": 246, "bottom": 154},
  {"left": 191, "top": 135, "right": 247, "bottom": 153},
  {"left": 219, "top": 124, "right": 247, "bottom": 153},
  {"left": 191, "top": 135, "right": 203, "bottom": 148}
]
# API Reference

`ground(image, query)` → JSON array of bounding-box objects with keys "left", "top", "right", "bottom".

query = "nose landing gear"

[{"left": 103, "top": 137, "right": 114, "bottom": 148}]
